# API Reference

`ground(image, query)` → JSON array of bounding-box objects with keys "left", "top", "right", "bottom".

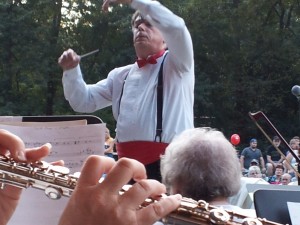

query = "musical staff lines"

[{"left": 0, "top": 122, "right": 106, "bottom": 172}]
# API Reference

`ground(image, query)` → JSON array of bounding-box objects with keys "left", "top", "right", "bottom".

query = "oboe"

[{"left": 0, "top": 155, "right": 283, "bottom": 225}]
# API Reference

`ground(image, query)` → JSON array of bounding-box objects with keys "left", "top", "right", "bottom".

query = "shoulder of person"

[
  {"left": 109, "top": 64, "right": 133, "bottom": 75},
  {"left": 107, "top": 64, "right": 134, "bottom": 81}
]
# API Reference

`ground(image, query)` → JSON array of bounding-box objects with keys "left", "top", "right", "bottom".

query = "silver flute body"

[{"left": 0, "top": 155, "right": 283, "bottom": 225}]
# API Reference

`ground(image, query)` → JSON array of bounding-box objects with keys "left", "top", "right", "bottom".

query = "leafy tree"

[{"left": 1, "top": 0, "right": 300, "bottom": 149}]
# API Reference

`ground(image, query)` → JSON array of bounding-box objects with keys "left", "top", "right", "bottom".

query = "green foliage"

[
  {"left": 185, "top": 0, "right": 300, "bottom": 147},
  {"left": 0, "top": 0, "right": 300, "bottom": 150}
]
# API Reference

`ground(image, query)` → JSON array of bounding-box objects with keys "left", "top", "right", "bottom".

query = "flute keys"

[
  {"left": 48, "top": 165, "right": 70, "bottom": 175},
  {"left": 45, "top": 186, "right": 63, "bottom": 200},
  {"left": 209, "top": 208, "right": 230, "bottom": 224},
  {"left": 70, "top": 172, "right": 81, "bottom": 179},
  {"left": 242, "top": 218, "right": 263, "bottom": 225},
  {"left": 35, "top": 161, "right": 50, "bottom": 169},
  {"left": 34, "top": 161, "right": 70, "bottom": 176}
]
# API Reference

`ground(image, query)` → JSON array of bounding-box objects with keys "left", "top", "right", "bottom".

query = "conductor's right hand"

[{"left": 58, "top": 49, "right": 80, "bottom": 71}]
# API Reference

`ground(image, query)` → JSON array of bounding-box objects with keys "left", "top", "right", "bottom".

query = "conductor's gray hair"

[{"left": 161, "top": 127, "right": 241, "bottom": 202}]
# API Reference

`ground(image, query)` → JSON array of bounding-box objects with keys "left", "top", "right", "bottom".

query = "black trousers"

[
  {"left": 127, "top": 159, "right": 161, "bottom": 184},
  {"left": 145, "top": 159, "right": 161, "bottom": 182}
]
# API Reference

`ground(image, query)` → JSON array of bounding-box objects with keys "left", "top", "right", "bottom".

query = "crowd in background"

[
  {"left": 106, "top": 125, "right": 300, "bottom": 186},
  {"left": 106, "top": 127, "right": 300, "bottom": 186},
  {"left": 238, "top": 136, "right": 299, "bottom": 185}
]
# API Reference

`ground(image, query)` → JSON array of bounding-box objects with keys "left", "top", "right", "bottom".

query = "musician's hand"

[
  {"left": 0, "top": 129, "right": 53, "bottom": 225},
  {"left": 58, "top": 156, "right": 182, "bottom": 225},
  {"left": 58, "top": 49, "right": 80, "bottom": 71}
]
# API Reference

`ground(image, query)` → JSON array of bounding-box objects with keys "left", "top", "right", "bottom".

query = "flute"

[{"left": 0, "top": 155, "right": 283, "bottom": 225}]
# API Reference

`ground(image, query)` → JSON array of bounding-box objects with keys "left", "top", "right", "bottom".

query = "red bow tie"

[{"left": 136, "top": 50, "right": 165, "bottom": 68}]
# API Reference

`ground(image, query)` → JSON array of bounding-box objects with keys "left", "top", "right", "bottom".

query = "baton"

[{"left": 80, "top": 49, "right": 99, "bottom": 59}]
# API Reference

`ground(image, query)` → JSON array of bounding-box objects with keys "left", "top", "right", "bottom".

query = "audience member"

[
  {"left": 104, "top": 127, "right": 115, "bottom": 159},
  {"left": 292, "top": 136, "right": 300, "bottom": 145},
  {"left": 250, "top": 159, "right": 259, "bottom": 167},
  {"left": 288, "top": 175, "right": 299, "bottom": 185},
  {"left": 247, "top": 166, "right": 263, "bottom": 178},
  {"left": 58, "top": 0, "right": 195, "bottom": 181},
  {"left": 283, "top": 138, "right": 299, "bottom": 178},
  {"left": 267, "top": 164, "right": 284, "bottom": 184},
  {"left": 0, "top": 129, "right": 181, "bottom": 225},
  {"left": 281, "top": 173, "right": 292, "bottom": 185},
  {"left": 265, "top": 136, "right": 286, "bottom": 177},
  {"left": 240, "top": 138, "right": 266, "bottom": 173},
  {"left": 160, "top": 127, "right": 253, "bottom": 217}
]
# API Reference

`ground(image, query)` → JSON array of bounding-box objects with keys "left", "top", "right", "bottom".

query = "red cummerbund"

[{"left": 116, "top": 141, "right": 168, "bottom": 165}]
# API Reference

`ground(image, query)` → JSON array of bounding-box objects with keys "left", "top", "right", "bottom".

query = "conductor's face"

[{"left": 132, "top": 15, "right": 165, "bottom": 58}]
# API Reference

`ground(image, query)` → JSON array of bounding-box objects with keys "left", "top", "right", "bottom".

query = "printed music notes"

[
  {"left": 0, "top": 118, "right": 105, "bottom": 172},
  {"left": 1, "top": 116, "right": 106, "bottom": 225}
]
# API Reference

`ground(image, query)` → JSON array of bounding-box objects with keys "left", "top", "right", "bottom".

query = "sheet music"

[
  {"left": 287, "top": 202, "right": 300, "bottom": 225},
  {"left": 0, "top": 122, "right": 106, "bottom": 225},
  {"left": 0, "top": 123, "right": 105, "bottom": 172}
]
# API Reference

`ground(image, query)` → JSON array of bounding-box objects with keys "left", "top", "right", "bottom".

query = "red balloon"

[{"left": 231, "top": 134, "right": 240, "bottom": 146}]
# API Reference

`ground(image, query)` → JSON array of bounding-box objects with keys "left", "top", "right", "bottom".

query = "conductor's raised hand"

[
  {"left": 58, "top": 156, "right": 182, "bottom": 225},
  {"left": 102, "top": 0, "right": 133, "bottom": 12},
  {"left": 58, "top": 49, "right": 80, "bottom": 71}
]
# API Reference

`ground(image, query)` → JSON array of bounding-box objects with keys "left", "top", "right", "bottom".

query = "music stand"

[
  {"left": 254, "top": 189, "right": 300, "bottom": 224},
  {"left": 22, "top": 115, "right": 102, "bottom": 124}
]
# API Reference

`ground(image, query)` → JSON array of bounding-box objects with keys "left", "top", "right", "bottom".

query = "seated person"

[
  {"left": 160, "top": 127, "right": 254, "bottom": 217},
  {"left": 283, "top": 138, "right": 299, "bottom": 178},
  {"left": 288, "top": 175, "right": 299, "bottom": 185},
  {"left": 104, "top": 128, "right": 115, "bottom": 159},
  {"left": 267, "top": 164, "right": 284, "bottom": 184},
  {"left": 247, "top": 165, "right": 268, "bottom": 181},
  {"left": 265, "top": 136, "right": 286, "bottom": 177},
  {"left": 281, "top": 173, "right": 292, "bottom": 185},
  {"left": 247, "top": 165, "right": 263, "bottom": 178},
  {"left": 250, "top": 159, "right": 259, "bottom": 167}
]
